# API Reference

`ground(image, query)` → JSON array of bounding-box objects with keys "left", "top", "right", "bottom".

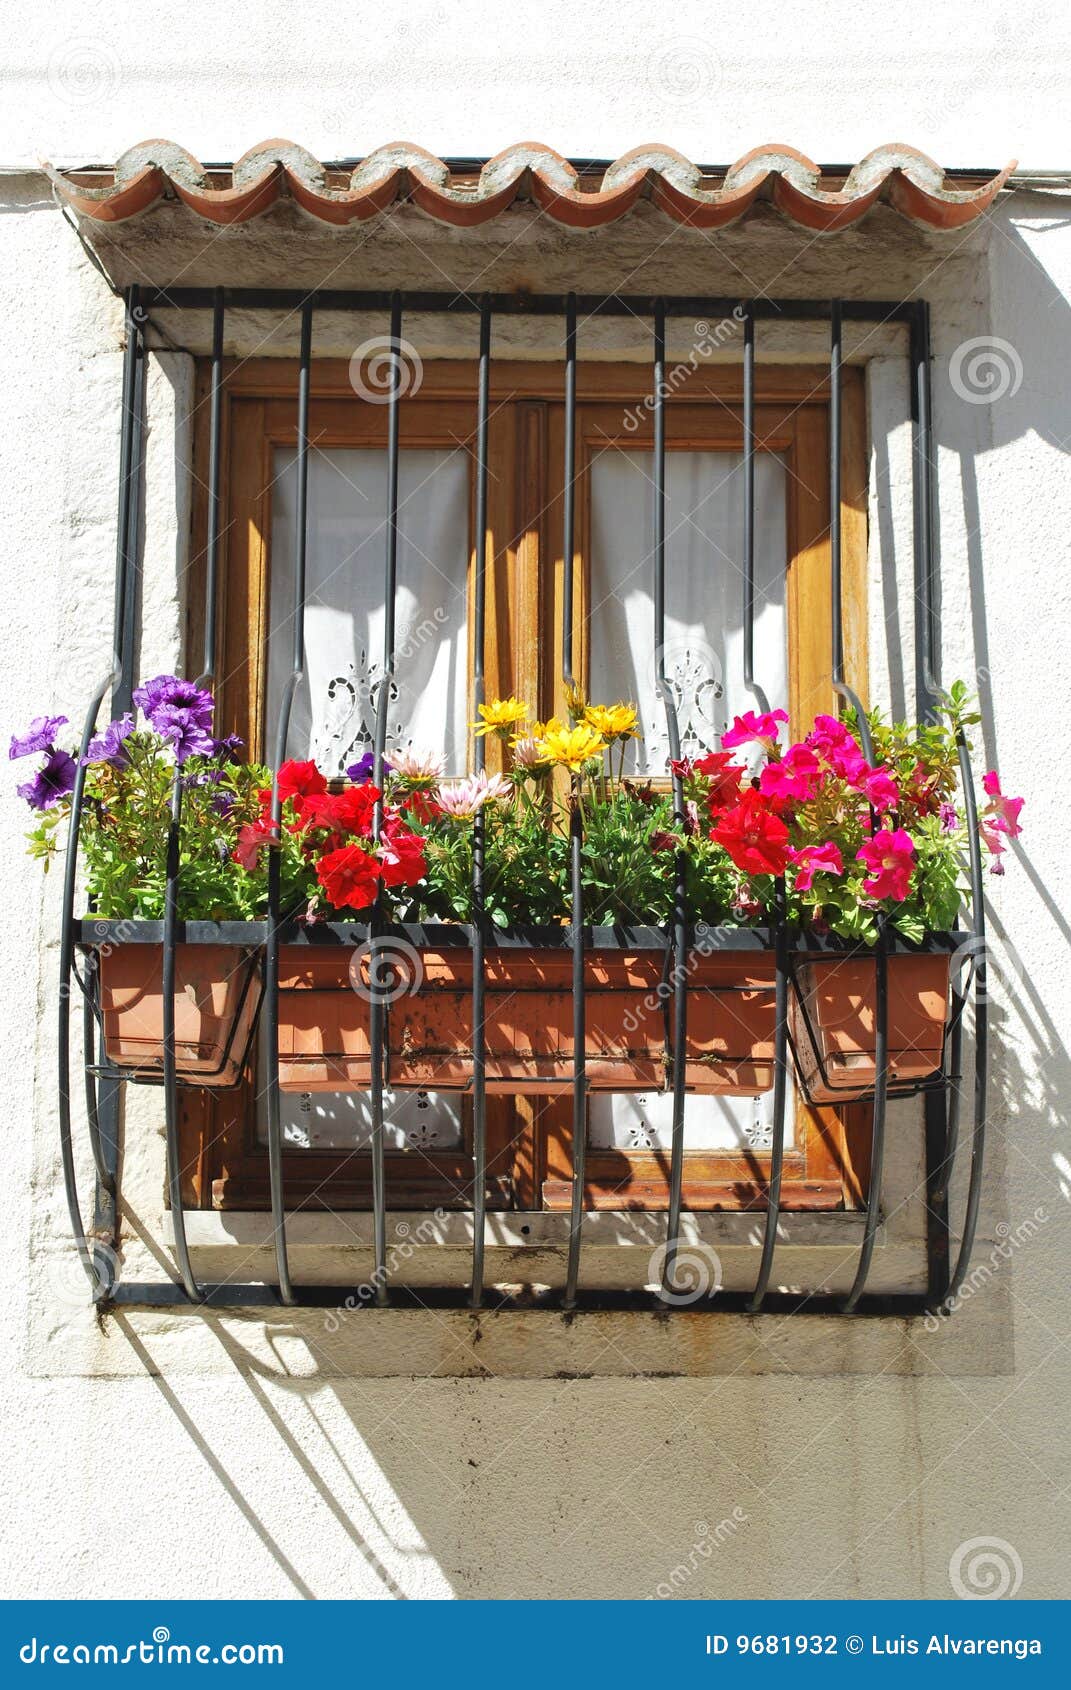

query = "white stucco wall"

[{"left": 1, "top": 0, "right": 1068, "bottom": 1601}]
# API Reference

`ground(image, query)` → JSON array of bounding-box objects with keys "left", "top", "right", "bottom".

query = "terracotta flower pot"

[
  {"left": 98, "top": 942, "right": 261, "bottom": 1087},
  {"left": 276, "top": 941, "right": 777, "bottom": 1096},
  {"left": 792, "top": 949, "right": 951, "bottom": 1103}
]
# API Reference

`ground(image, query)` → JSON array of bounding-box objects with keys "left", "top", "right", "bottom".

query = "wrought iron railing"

[{"left": 56, "top": 286, "right": 988, "bottom": 1317}]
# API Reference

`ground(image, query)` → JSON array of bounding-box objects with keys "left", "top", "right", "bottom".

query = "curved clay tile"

[{"left": 46, "top": 140, "right": 1017, "bottom": 233}]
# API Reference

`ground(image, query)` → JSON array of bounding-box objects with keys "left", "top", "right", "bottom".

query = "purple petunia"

[
  {"left": 133, "top": 675, "right": 215, "bottom": 765},
  {"left": 134, "top": 675, "right": 214, "bottom": 726},
  {"left": 17, "top": 748, "right": 78, "bottom": 810},
  {"left": 84, "top": 713, "right": 135, "bottom": 769},
  {"left": 346, "top": 750, "right": 390, "bottom": 782},
  {"left": 154, "top": 705, "right": 216, "bottom": 764},
  {"left": 212, "top": 732, "right": 244, "bottom": 763},
  {"left": 938, "top": 801, "right": 959, "bottom": 835},
  {"left": 9, "top": 715, "right": 68, "bottom": 760}
]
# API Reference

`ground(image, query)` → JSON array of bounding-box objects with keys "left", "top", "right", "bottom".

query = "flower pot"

[
  {"left": 276, "top": 941, "right": 777, "bottom": 1096},
  {"left": 97, "top": 942, "right": 262, "bottom": 1087},
  {"left": 791, "top": 949, "right": 951, "bottom": 1103}
]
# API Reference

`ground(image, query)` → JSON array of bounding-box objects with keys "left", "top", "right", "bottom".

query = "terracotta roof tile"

[{"left": 48, "top": 141, "right": 1015, "bottom": 233}]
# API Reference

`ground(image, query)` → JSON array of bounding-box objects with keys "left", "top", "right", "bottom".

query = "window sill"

[{"left": 164, "top": 1209, "right": 875, "bottom": 1251}]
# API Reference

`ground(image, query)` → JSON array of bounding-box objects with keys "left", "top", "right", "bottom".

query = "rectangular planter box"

[
  {"left": 791, "top": 949, "right": 951, "bottom": 1103},
  {"left": 97, "top": 941, "right": 262, "bottom": 1088},
  {"left": 277, "top": 942, "right": 777, "bottom": 1096}
]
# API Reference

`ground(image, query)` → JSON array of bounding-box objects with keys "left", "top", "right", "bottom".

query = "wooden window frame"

[{"left": 181, "top": 357, "right": 869, "bottom": 1214}]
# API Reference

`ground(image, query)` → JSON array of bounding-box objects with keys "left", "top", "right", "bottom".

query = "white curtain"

[
  {"left": 588, "top": 449, "right": 788, "bottom": 775},
  {"left": 269, "top": 446, "right": 470, "bottom": 775}
]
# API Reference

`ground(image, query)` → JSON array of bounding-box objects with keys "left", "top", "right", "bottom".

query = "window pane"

[
  {"left": 254, "top": 1038, "right": 465, "bottom": 1152},
  {"left": 264, "top": 446, "right": 468, "bottom": 1154},
  {"left": 588, "top": 449, "right": 788, "bottom": 776},
  {"left": 268, "top": 446, "right": 470, "bottom": 776},
  {"left": 589, "top": 1088, "right": 793, "bottom": 1152},
  {"left": 589, "top": 448, "right": 791, "bottom": 1147}
]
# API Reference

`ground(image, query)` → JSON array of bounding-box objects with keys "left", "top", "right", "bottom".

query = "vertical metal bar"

[
  {"left": 368, "top": 292, "right": 403, "bottom": 1306},
  {"left": 912, "top": 300, "right": 939, "bottom": 721},
  {"left": 470, "top": 297, "right": 491, "bottom": 1306},
  {"left": 830, "top": 300, "right": 845, "bottom": 688},
  {"left": 826, "top": 298, "right": 890, "bottom": 1313},
  {"left": 925, "top": 980, "right": 962, "bottom": 1310},
  {"left": 159, "top": 293, "right": 231, "bottom": 1304},
  {"left": 944, "top": 738, "right": 989, "bottom": 1303},
  {"left": 115, "top": 292, "right": 146, "bottom": 718},
  {"left": 198, "top": 287, "right": 225, "bottom": 688},
  {"left": 161, "top": 777, "right": 200, "bottom": 1301},
  {"left": 748, "top": 888, "right": 790, "bottom": 1311},
  {"left": 737, "top": 300, "right": 790, "bottom": 1310},
  {"left": 58, "top": 674, "right": 120, "bottom": 1297},
  {"left": 562, "top": 293, "right": 588, "bottom": 1310},
  {"left": 111, "top": 285, "right": 139, "bottom": 691},
  {"left": 264, "top": 297, "right": 316, "bottom": 1309},
  {"left": 841, "top": 922, "right": 888, "bottom": 1312},
  {"left": 651, "top": 301, "right": 690, "bottom": 1302},
  {"left": 741, "top": 302, "right": 770, "bottom": 714}
]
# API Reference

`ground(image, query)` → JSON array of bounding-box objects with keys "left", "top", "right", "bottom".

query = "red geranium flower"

[
  {"left": 378, "top": 818, "right": 427, "bottom": 888},
  {"left": 278, "top": 759, "right": 328, "bottom": 803},
  {"left": 709, "top": 790, "right": 790, "bottom": 876},
  {"left": 693, "top": 750, "right": 747, "bottom": 813},
  {"left": 295, "top": 781, "right": 382, "bottom": 840},
  {"left": 233, "top": 817, "right": 276, "bottom": 870},
  {"left": 316, "top": 844, "right": 383, "bottom": 911},
  {"left": 403, "top": 789, "right": 444, "bottom": 825}
]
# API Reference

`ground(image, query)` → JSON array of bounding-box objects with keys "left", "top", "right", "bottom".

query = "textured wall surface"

[{"left": 0, "top": 0, "right": 1068, "bottom": 1602}]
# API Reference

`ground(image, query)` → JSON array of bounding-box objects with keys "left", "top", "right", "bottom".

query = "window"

[{"left": 181, "top": 356, "right": 870, "bottom": 1213}]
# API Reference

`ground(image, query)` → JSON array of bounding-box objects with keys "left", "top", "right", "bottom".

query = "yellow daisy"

[
  {"left": 583, "top": 702, "right": 640, "bottom": 743},
  {"left": 471, "top": 696, "right": 528, "bottom": 739},
  {"left": 536, "top": 723, "right": 608, "bottom": 772},
  {"left": 564, "top": 679, "right": 587, "bottom": 719},
  {"left": 519, "top": 715, "right": 566, "bottom": 742}
]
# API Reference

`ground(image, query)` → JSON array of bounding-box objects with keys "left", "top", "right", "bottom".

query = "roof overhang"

[{"left": 50, "top": 139, "right": 1013, "bottom": 233}]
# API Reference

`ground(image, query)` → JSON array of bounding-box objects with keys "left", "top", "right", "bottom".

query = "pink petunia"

[
  {"left": 860, "top": 765, "right": 900, "bottom": 812},
  {"left": 806, "top": 714, "right": 869, "bottom": 786},
  {"left": 759, "top": 743, "right": 822, "bottom": 805},
  {"left": 721, "top": 709, "right": 789, "bottom": 753},
  {"left": 982, "top": 770, "right": 1024, "bottom": 839},
  {"left": 856, "top": 827, "right": 915, "bottom": 902},
  {"left": 787, "top": 841, "right": 845, "bottom": 892}
]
